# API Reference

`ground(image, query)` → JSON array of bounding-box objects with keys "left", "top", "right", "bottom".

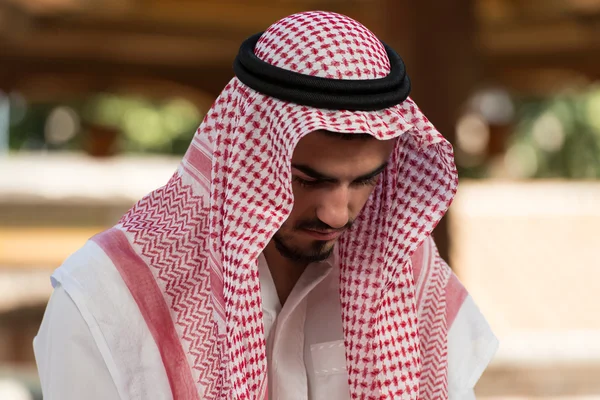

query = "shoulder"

[
  {"left": 45, "top": 239, "right": 173, "bottom": 399},
  {"left": 34, "top": 284, "right": 122, "bottom": 399}
]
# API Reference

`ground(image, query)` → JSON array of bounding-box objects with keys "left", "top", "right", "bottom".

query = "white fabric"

[
  {"left": 448, "top": 296, "right": 499, "bottom": 393},
  {"left": 33, "top": 285, "right": 119, "bottom": 400},
  {"left": 34, "top": 241, "right": 172, "bottom": 400},
  {"left": 35, "top": 242, "right": 495, "bottom": 399}
]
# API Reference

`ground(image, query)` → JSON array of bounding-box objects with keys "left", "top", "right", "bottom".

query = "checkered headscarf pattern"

[
  {"left": 114, "top": 11, "right": 458, "bottom": 399},
  {"left": 255, "top": 12, "right": 390, "bottom": 80}
]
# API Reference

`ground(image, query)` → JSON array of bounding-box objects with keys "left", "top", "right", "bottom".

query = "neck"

[{"left": 262, "top": 241, "right": 308, "bottom": 305}]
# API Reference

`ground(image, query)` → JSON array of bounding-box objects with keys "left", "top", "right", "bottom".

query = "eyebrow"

[{"left": 291, "top": 162, "right": 389, "bottom": 183}]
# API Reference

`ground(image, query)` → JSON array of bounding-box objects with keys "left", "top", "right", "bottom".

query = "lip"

[{"left": 301, "top": 229, "right": 343, "bottom": 241}]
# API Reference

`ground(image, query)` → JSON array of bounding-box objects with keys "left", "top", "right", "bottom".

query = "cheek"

[
  {"left": 349, "top": 186, "right": 377, "bottom": 215},
  {"left": 284, "top": 189, "right": 313, "bottom": 226},
  {"left": 289, "top": 186, "right": 314, "bottom": 215}
]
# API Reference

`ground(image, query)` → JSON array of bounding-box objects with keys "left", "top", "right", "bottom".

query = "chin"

[{"left": 273, "top": 234, "right": 334, "bottom": 264}]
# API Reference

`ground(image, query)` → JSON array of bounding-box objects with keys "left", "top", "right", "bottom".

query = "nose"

[{"left": 315, "top": 186, "right": 350, "bottom": 229}]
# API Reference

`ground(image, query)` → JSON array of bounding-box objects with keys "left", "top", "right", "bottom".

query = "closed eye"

[
  {"left": 292, "top": 176, "right": 324, "bottom": 188},
  {"left": 352, "top": 175, "right": 380, "bottom": 187},
  {"left": 293, "top": 175, "right": 380, "bottom": 188},
  {"left": 291, "top": 162, "right": 387, "bottom": 189}
]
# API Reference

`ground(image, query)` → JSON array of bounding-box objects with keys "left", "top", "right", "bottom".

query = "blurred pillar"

[
  {"left": 0, "top": 93, "right": 8, "bottom": 155},
  {"left": 381, "top": 0, "right": 481, "bottom": 263}
]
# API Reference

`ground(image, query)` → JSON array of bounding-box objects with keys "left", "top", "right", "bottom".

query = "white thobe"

[{"left": 35, "top": 250, "right": 492, "bottom": 399}]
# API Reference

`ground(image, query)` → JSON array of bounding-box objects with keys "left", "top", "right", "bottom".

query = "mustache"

[{"left": 295, "top": 219, "right": 354, "bottom": 232}]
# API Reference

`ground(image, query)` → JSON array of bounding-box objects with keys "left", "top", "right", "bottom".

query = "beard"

[
  {"left": 271, "top": 232, "right": 334, "bottom": 264},
  {"left": 271, "top": 218, "right": 353, "bottom": 264}
]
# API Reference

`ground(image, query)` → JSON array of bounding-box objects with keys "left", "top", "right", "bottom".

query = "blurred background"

[{"left": 0, "top": 0, "right": 599, "bottom": 398}]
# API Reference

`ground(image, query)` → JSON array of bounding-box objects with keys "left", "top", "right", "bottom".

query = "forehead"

[{"left": 293, "top": 131, "right": 395, "bottom": 162}]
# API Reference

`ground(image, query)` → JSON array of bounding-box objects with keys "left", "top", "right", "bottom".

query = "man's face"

[{"left": 272, "top": 131, "right": 396, "bottom": 264}]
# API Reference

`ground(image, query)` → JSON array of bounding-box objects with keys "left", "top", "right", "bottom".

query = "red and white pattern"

[
  {"left": 96, "top": 11, "right": 460, "bottom": 399},
  {"left": 413, "top": 238, "right": 452, "bottom": 399}
]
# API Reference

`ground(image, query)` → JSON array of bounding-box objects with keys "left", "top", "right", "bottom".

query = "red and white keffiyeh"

[{"left": 92, "top": 11, "right": 462, "bottom": 399}]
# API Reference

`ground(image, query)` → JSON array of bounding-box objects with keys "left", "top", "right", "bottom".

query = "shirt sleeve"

[
  {"left": 33, "top": 284, "right": 122, "bottom": 400},
  {"left": 447, "top": 295, "right": 498, "bottom": 399}
]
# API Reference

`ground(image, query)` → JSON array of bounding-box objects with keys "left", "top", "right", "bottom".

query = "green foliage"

[
  {"left": 510, "top": 87, "right": 600, "bottom": 179},
  {"left": 457, "top": 86, "right": 600, "bottom": 180},
  {"left": 8, "top": 93, "right": 204, "bottom": 155}
]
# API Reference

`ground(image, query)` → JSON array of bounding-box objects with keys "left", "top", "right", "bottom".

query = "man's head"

[{"left": 272, "top": 130, "right": 396, "bottom": 264}]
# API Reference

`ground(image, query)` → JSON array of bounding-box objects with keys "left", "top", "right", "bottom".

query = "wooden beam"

[
  {"left": 479, "top": 18, "right": 600, "bottom": 56},
  {"left": 477, "top": 0, "right": 600, "bottom": 28},
  {"left": 5, "top": 1, "right": 376, "bottom": 38},
  {"left": 0, "top": 2, "right": 381, "bottom": 71},
  {"left": 76, "top": 1, "right": 315, "bottom": 34},
  {"left": 1, "top": 28, "right": 241, "bottom": 67}
]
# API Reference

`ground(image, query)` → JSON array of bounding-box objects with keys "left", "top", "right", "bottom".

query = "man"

[{"left": 34, "top": 11, "right": 497, "bottom": 399}]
